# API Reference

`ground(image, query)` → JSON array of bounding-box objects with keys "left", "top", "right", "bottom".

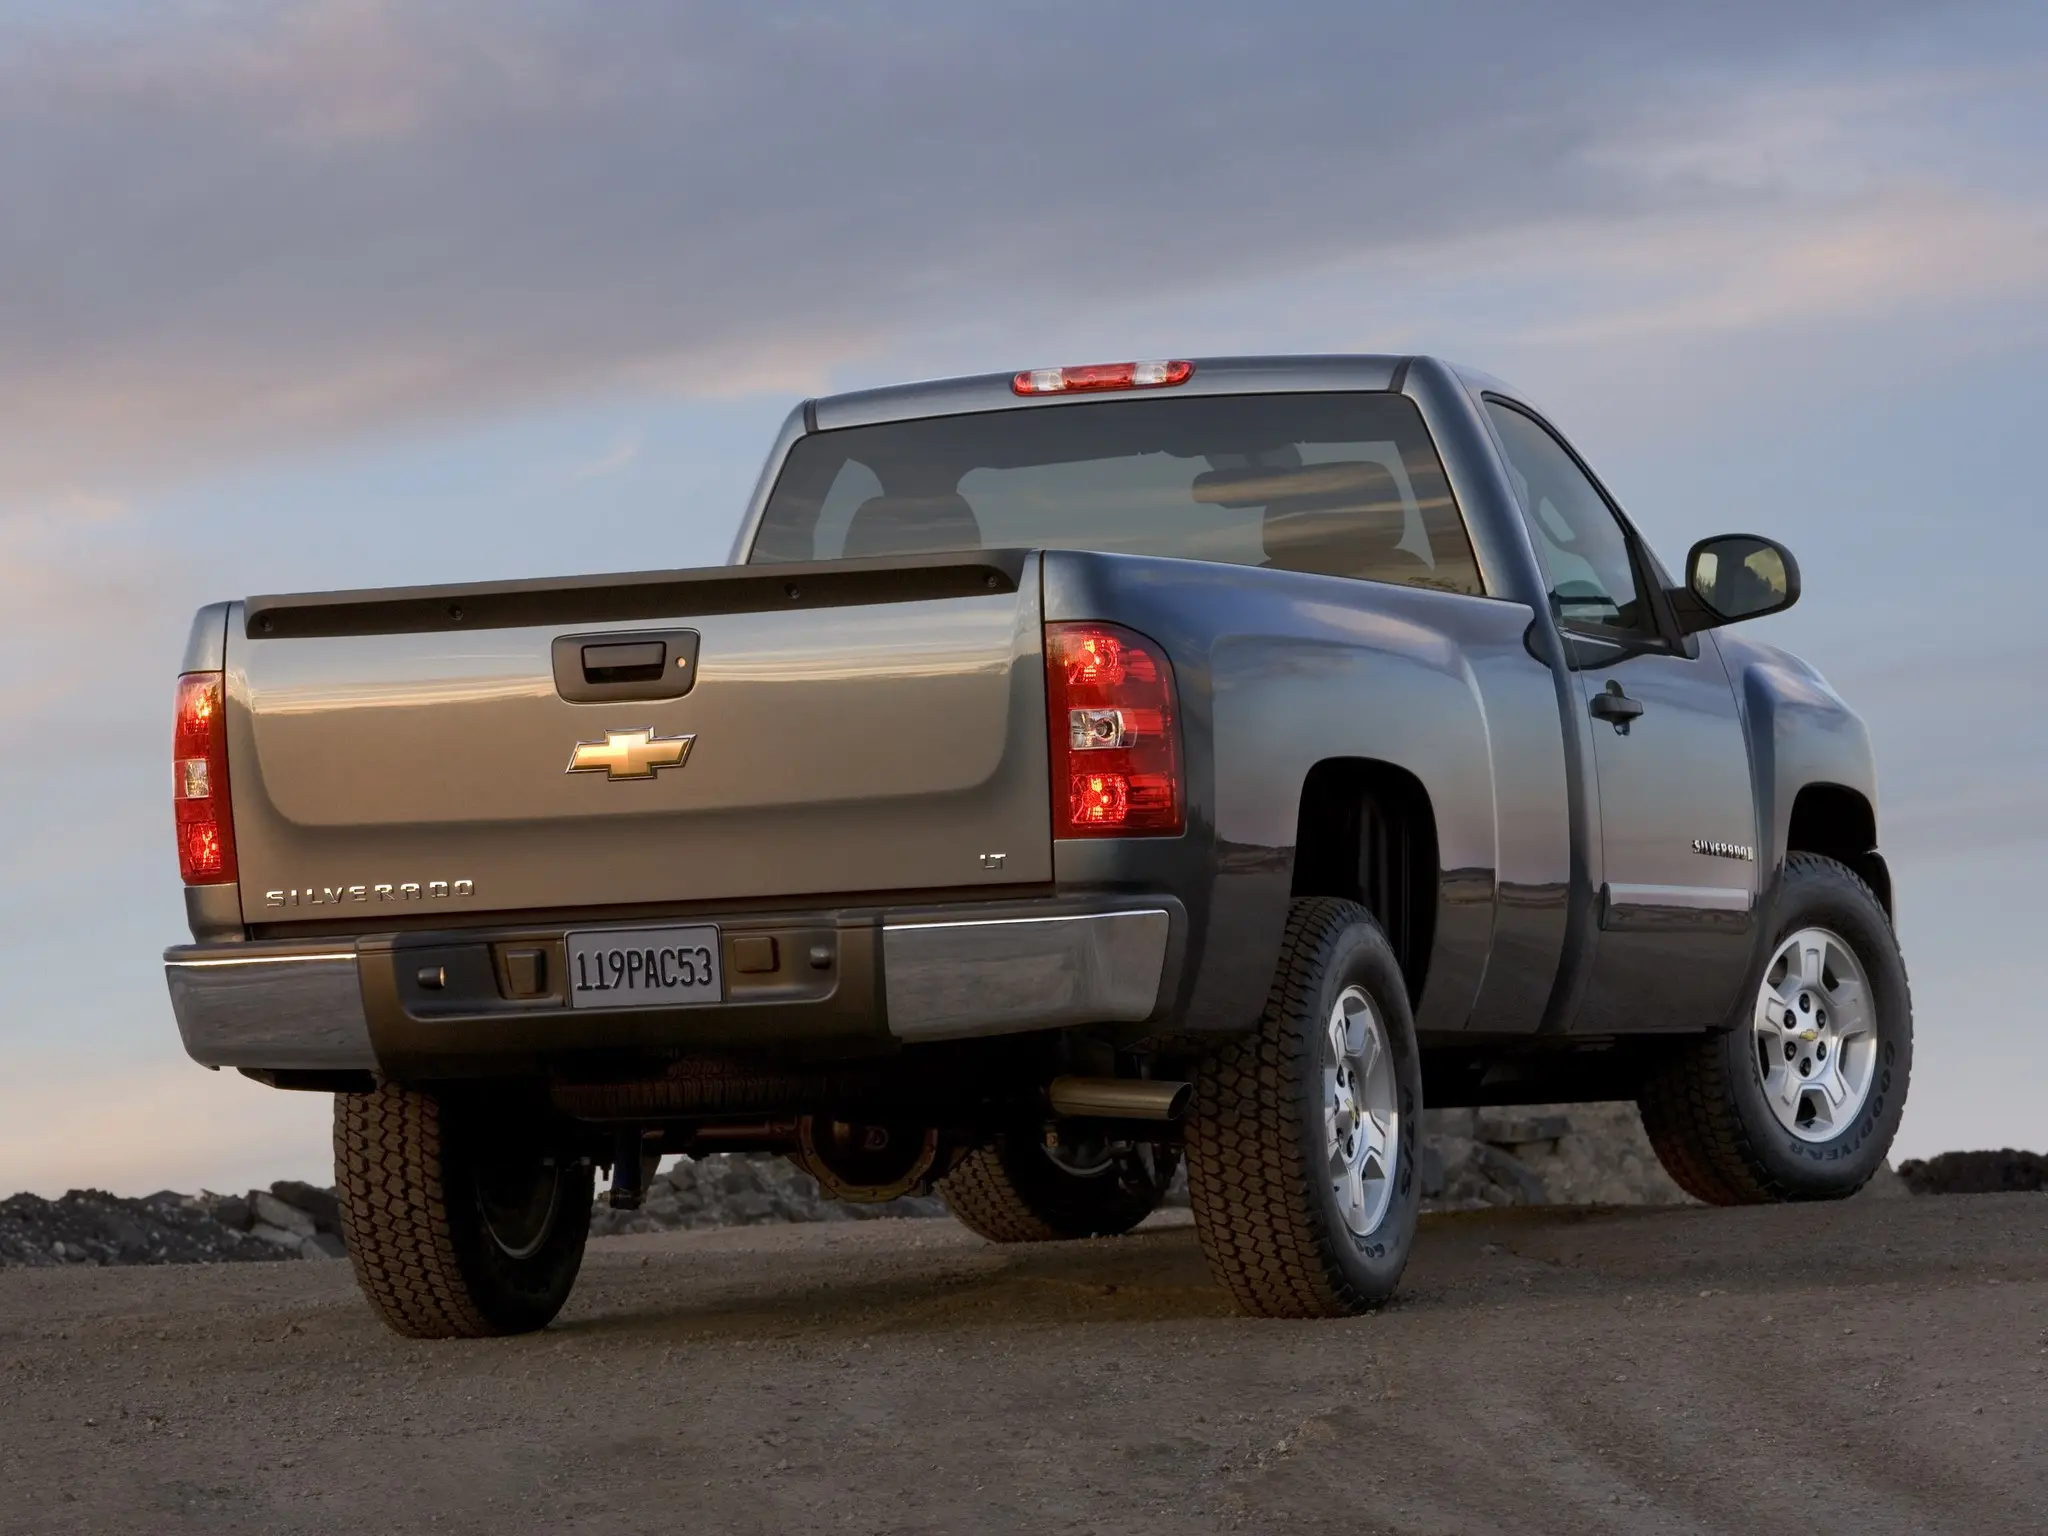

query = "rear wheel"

[
  {"left": 1184, "top": 898, "right": 1422, "bottom": 1318},
  {"left": 1638, "top": 853, "right": 1912, "bottom": 1203},
  {"left": 940, "top": 1134, "right": 1179, "bottom": 1242},
  {"left": 334, "top": 1082, "right": 593, "bottom": 1339}
]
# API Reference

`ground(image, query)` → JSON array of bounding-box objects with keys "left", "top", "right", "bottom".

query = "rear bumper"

[
  {"left": 165, "top": 900, "right": 1176, "bottom": 1076},
  {"left": 167, "top": 945, "right": 377, "bottom": 1071}
]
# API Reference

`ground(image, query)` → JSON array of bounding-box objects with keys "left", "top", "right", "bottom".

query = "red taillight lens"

[
  {"left": 1012, "top": 360, "right": 1194, "bottom": 396},
  {"left": 174, "top": 671, "right": 237, "bottom": 885},
  {"left": 1046, "top": 622, "right": 1183, "bottom": 837}
]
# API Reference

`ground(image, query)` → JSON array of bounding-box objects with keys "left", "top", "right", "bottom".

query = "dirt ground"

[{"left": 2, "top": 1195, "right": 2042, "bottom": 1536}]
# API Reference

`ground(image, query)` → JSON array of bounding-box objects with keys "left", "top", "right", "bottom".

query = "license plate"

[{"left": 565, "top": 925, "right": 722, "bottom": 1009}]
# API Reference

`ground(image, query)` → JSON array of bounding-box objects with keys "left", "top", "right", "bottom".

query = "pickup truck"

[{"left": 164, "top": 354, "right": 1912, "bottom": 1337}]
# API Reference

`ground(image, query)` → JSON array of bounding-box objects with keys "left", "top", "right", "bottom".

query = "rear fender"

[{"left": 1044, "top": 550, "right": 1555, "bottom": 1035}]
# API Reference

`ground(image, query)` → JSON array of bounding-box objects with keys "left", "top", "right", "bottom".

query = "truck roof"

[{"left": 810, "top": 353, "right": 1439, "bottom": 432}]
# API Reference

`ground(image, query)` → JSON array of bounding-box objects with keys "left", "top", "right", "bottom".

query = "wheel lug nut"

[
  {"left": 1817, "top": 1010, "right": 1827, "bottom": 1026},
  {"left": 1785, "top": 1011, "right": 1798, "bottom": 1028},
  {"left": 1817, "top": 1042, "right": 1827, "bottom": 1061},
  {"left": 1784, "top": 1041, "right": 1797, "bottom": 1061},
  {"left": 1799, "top": 995, "right": 1812, "bottom": 1013},
  {"left": 1799, "top": 1057, "right": 1812, "bottom": 1077}
]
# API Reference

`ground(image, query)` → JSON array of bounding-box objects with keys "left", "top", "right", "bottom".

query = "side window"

[{"left": 1484, "top": 399, "right": 1648, "bottom": 634}]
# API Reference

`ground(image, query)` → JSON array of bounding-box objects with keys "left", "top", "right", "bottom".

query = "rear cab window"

[{"left": 748, "top": 392, "right": 1486, "bottom": 597}]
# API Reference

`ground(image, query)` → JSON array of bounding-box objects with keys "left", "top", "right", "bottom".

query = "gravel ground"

[{"left": 1, "top": 1190, "right": 2040, "bottom": 1535}]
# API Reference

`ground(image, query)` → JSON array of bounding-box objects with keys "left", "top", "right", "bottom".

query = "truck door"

[{"left": 1484, "top": 399, "right": 1758, "bottom": 1031}]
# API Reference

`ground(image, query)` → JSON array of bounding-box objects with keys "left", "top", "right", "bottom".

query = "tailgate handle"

[
  {"left": 552, "top": 629, "right": 700, "bottom": 703},
  {"left": 581, "top": 641, "right": 667, "bottom": 683}
]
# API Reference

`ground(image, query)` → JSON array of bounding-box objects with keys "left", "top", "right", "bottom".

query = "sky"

[{"left": 2, "top": 1, "right": 2044, "bottom": 1195}]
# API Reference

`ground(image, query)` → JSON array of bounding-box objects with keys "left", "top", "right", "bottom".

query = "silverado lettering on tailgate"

[{"left": 264, "top": 879, "right": 476, "bottom": 907}]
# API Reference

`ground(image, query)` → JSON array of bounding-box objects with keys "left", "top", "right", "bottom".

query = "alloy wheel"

[
  {"left": 1324, "top": 984, "right": 1400, "bottom": 1237},
  {"left": 1752, "top": 926, "right": 1877, "bottom": 1142}
]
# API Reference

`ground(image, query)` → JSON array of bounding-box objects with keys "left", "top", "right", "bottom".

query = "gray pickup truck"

[{"left": 165, "top": 354, "right": 1911, "bottom": 1336}]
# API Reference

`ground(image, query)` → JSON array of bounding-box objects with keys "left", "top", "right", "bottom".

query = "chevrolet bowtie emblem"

[{"left": 565, "top": 728, "right": 695, "bottom": 781}]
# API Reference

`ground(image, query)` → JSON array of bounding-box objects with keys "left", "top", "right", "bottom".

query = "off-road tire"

[
  {"left": 1184, "top": 898, "right": 1423, "bottom": 1318},
  {"left": 1638, "top": 853, "right": 1913, "bottom": 1204},
  {"left": 940, "top": 1139, "right": 1179, "bottom": 1242},
  {"left": 334, "top": 1082, "right": 593, "bottom": 1339}
]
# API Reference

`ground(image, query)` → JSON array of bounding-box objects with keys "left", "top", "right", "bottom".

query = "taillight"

[
  {"left": 1012, "top": 360, "right": 1194, "bottom": 396},
  {"left": 174, "top": 672, "right": 237, "bottom": 885},
  {"left": 1046, "top": 622, "right": 1183, "bottom": 838}
]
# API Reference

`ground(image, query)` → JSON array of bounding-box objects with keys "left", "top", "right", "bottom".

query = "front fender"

[{"left": 1718, "top": 631, "right": 1882, "bottom": 918}]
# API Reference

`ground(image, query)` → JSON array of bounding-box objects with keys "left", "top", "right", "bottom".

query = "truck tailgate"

[{"left": 225, "top": 555, "right": 1051, "bottom": 923}]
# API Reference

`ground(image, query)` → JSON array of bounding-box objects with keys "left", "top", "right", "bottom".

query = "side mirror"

[{"left": 1673, "top": 533, "right": 1800, "bottom": 633}]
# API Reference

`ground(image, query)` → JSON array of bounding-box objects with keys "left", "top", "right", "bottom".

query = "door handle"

[
  {"left": 1589, "top": 679, "right": 1644, "bottom": 734},
  {"left": 551, "top": 629, "right": 700, "bottom": 703}
]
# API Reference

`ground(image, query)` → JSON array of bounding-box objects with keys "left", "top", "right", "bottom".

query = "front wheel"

[
  {"left": 334, "top": 1082, "right": 594, "bottom": 1339},
  {"left": 940, "top": 1135, "right": 1178, "bottom": 1242},
  {"left": 1638, "top": 852, "right": 1913, "bottom": 1204},
  {"left": 1184, "top": 898, "right": 1423, "bottom": 1318}
]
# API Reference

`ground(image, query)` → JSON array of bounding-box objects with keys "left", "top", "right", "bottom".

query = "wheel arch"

[
  {"left": 1785, "top": 781, "right": 1890, "bottom": 917},
  {"left": 1289, "top": 758, "right": 1440, "bottom": 1010}
]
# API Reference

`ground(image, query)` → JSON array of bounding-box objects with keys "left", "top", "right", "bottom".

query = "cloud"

[
  {"left": 1495, "top": 188, "right": 2048, "bottom": 346},
  {"left": 0, "top": 1048, "right": 332, "bottom": 1197},
  {"left": 0, "top": 496, "right": 198, "bottom": 725},
  {"left": 574, "top": 433, "right": 641, "bottom": 480},
  {"left": 2, "top": 0, "right": 2036, "bottom": 506}
]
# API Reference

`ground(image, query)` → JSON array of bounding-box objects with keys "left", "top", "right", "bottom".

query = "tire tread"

[
  {"left": 939, "top": 1147, "right": 1069, "bottom": 1244},
  {"left": 333, "top": 1082, "right": 496, "bottom": 1340},
  {"left": 1184, "top": 897, "right": 1395, "bottom": 1318}
]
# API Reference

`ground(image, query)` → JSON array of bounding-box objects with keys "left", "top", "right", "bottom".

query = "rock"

[
  {"left": 300, "top": 1232, "right": 349, "bottom": 1260},
  {"left": 1897, "top": 1150, "right": 2048, "bottom": 1195},
  {"left": 1500, "top": 1102, "right": 1689, "bottom": 1207},
  {"left": 1425, "top": 1136, "right": 1546, "bottom": 1208},
  {"left": 1858, "top": 1163, "right": 1910, "bottom": 1199},
  {"left": 1420, "top": 1140, "right": 1448, "bottom": 1200},
  {"left": 1477, "top": 1142, "right": 1550, "bottom": 1204},
  {"left": 251, "top": 1192, "right": 317, "bottom": 1238},
  {"left": 269, "top": 1181, "right": 343, "bottom": 1234},
  {"left": 248, "top": 1221, "right": 307, "bottom": 1250},
  {"left": 211, "top": 1196, "right": 254, "bottom": 1232},
  {"left": 1474, "top": 1111, "right": 1573, "bottom": 1150},
  {"left": 1160, "top": 1161, "right": 1191, "bottom": 1208}
]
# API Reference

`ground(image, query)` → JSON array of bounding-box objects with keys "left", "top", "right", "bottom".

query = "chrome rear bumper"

[
  {"left": 880, "top": 909, "right": 1170, "bottom": 1040},
  {"left": 165, "top": 903, "right": 1174, "bottom": 1072},
  {"left": 165, "top": 945, "right": 377, "bottom": 1070}
]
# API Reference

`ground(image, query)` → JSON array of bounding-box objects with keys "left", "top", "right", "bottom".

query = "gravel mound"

[
  {"left": 589, "top": 1153, "right": 947, "bottom": 1236},
  {"left": 1421, "top": 1103, "right": 1693, "bottom": 1209},
  {"left": 1897, "top": 1149, "right": 2048, "bottom": 1195},
  {"left": 1, "top": 1190, "right": 288, "bottom": 1268},
  {"left": 0, "top": 1183, "right": 347, "bottom": 1269},
  {"left": 1420, "top": 1103, "right": 1917, "bottom": 1208}
]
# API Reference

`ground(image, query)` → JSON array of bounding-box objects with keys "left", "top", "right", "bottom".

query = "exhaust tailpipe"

[{"left": 1047, "top": 1076, "right": 1191, "bottom": 1122}]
